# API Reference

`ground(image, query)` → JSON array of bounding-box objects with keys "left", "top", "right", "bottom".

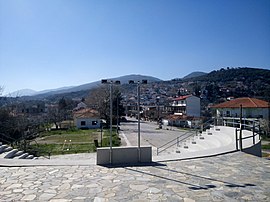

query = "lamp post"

[
  {"left": 129, "top": 79, "right": 147, "bottom": 162},
  {"left": 156, "top": 96, "right": 160, "bottom": 125},
  {"left": 116, "top": 94, "right": 119, "bottom": 134},
  {"left": 101, "top": 79, "right": 121, "bottom": 164}
]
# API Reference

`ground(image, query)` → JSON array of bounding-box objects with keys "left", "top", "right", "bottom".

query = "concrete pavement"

[
  {"left": 0, "top": 152, "right": 269, "bottom": 201},
  {"left": 1, "top": 119, "right": 269, "bottom": 201}
]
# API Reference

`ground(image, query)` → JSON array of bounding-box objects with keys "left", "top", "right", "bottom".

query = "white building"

[
  {"left": 212, "top": 97, "right": 269, "bottom": 120},
  {"left": 171, "top": 95, "right": 201, "bottom": 117},
  {"left": 73, "top": 109, "right": 101, "bottom": 129},
  {"left": 164, "top": 95, "right": 201, "bottom": 128}
]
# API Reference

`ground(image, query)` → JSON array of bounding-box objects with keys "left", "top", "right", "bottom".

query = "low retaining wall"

[
  {"left": 97, "top": 146, "right": 152, "bottom": 165},
  {"left": 242, "top": 141, "right": 262, "bottom": 157}
]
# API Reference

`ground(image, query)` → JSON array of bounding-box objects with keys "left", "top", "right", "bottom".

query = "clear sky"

[{"left": 1, "top": 0, "right": 270, "bottom": 94}]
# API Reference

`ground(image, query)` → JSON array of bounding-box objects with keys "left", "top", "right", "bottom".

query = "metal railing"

[
  {"left": 216, "top": 117, "right": 260, "bottom": 133},
  {"left": 156, "top": 117, "right": 262, "bottom": 156},
  {"left": 157, "top": 131, "right": 196, "bottom": 155},
  {"left": 216, "top": 117, "right": 261, "bottom": 151},
  {"left": 201, "top": 119, "right": 215, "bottom": 132}
]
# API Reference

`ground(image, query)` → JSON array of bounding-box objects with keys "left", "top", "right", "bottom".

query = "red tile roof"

[
  {"left": 173, "top": 95, "right": 192, "bottom": 101},
  {"left": 211, "top": 97, "right": 269, "bottom": 108},
  {"left": 73, "top": 108, "right": 100, "bottom": 119}
]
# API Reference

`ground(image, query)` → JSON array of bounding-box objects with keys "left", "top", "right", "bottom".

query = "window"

[
  {"left": 81, "top": 121, "right": 86, "bottom": 126},
  {"left": 92, "top": 121, "right": 97, "bottom": 125}
]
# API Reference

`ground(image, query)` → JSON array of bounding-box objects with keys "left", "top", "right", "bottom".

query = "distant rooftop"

[
  {"left": 173, "top": 95, "right": 192, "bottom": 101},
  {"left": 73, "top": 108, "right": 100, "bottom": 118},
  {"left": 212, "top": 97, "right": 269, "bottom": 108}
]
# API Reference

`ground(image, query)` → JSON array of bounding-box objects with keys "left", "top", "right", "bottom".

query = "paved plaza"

[
  {"left": 0, "top": 152, "right": 270, "bottom": 201},
  {"left": 1, "top": 119, "right": 269, "bottom": 201}
]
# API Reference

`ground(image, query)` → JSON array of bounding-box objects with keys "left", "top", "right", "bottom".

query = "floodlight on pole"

[
  {"left": 101, "top": 79, "right": 121, "bottom": 164},
  {"left": 129, "top": 79, "right": 147, "bottom": 162}
]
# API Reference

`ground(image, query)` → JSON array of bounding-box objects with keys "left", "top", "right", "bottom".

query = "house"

[
  {"left": 211, "top": 97, "right": 269, "bottom": 120},
  {"left": 163, "top": 95, "right": 201, "bottom": 128},
  {"left": 170, "top": 95, "right": 200, "bottom": 117},
  {"left": 73, "top": 108, "right": 101, "bottom": 129}
]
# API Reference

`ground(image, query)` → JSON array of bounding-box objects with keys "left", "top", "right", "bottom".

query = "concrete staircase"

[
  {"left": 155, "top": 126, "right": 238, "bottom": 161},
  {"left": 155, "top": 125, "right": 261, "bottom": 162},
  {"left": 173, "top": 126, "right": 235, "bottom": 154},
  {"left": 0, "top": 142, "right": 37, "bottom": 160}
]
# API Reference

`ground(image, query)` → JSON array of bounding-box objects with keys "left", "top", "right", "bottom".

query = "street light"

[
  {"left": 101, "top": 79, "right": 121, "bottom": 164},
  {"left": 129, "top": 79, "right": 147, "bottom": 162},
  {"left": 156, "top": 96, "right": 162, "bottom": 129},
  {"left": 156, "top": 96, "right": 160, "bottom": 124}
]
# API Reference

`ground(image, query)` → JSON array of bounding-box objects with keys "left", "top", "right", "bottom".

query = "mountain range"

[
  {"left": 7, "top": 74, "right": 165, "bottom": 97},
  {"left": 7, "top": 68, "right": 270, "bottom": 100}
]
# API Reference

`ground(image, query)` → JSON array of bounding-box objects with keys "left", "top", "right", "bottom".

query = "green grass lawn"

[
  {"left": 262, "top": 144, "right": 270, "bottom": 150},
  {"left": 30, "top": 128, "right": 121, "bottom": 156}
]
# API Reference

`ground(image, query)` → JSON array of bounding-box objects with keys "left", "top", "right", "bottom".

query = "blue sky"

[{"left": 1, "top": 0, "right": 270, "bottom": 93}]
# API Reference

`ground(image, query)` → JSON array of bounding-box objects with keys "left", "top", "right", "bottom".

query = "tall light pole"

[
  {"left": 129, "top": 79, "right": 147, "bottom": 162},
  {"left": 101, "top": 79, "right": 121, "bottom": 164},
  {"left": 156, "top": 96, "right": 160, "bottom": 125}
]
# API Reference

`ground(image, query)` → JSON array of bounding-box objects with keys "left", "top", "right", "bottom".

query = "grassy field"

[{"left": 30, "top": 128, "right": 121, "bottom": 156}]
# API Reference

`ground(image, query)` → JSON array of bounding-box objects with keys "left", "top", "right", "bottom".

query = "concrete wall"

[
  {"left": 97, "top": 146, "right": 152, "bottom": 165},
  {"left": 242, "top": 141, "right": 262, "bottom": 157}
]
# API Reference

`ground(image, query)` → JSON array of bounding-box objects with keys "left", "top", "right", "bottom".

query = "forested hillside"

[{"left": 186, "top": 67, "right": 270, "bottom": 102}]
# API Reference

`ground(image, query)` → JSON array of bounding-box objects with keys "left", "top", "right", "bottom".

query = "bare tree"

[
  {"left": 86, "top": 86, "right": 110, "bottom": 125},
  {"left": 86, "top": 86, "right": 125, "bottom": 127}
]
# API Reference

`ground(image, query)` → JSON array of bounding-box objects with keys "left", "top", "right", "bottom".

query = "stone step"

[
  {"left": 0, "top": 145, "right": 9, "bottom": 153},
  {"left": 13, "top": 150, "right": 24, "bottom": 157},
  {"left": 3, "top": 149, "right": 19, "bottom": 158},
  {"left": 16, "top": 153, "right": 29, "bottom": 159},
  {"left": 2, "top": 146, "right": 13, "bottom": 153},
  {"left": 25, "top": 155, "right": 34, "bottom": 159}
]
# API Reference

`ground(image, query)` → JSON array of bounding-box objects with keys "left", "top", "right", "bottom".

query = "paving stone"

[
  {"left": 50, "top": 199, "right": 71, "bottom": 202},
  {"left": 13, "top": 188, "right": 24, "bottom": 193},
  {"left": 21, "top": 194, "right": 36, "bottom": 201},
  {"left": 0, "top": 152, "right": 269, "bottom": 201},
  {"left": 39, "top": 193, "right": 56, "bottom": 201},
  {"left": 183, "top": 198, "right": 195, "bottom": 202},
  {"left": 71, "top": 184, "right": 85, "bottom": 189},
  {"left": 146, "top": 187, "right": 161, "bottom": 194},
  {"left": 130, "top": 184, "right": 149, "bottom": 191},
  {"left": 93, "top": 197, "right": 107, "bottom": 202}
]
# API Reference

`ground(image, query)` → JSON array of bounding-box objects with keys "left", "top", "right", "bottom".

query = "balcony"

[{"left": 171, "top": 103, "right": 186, "bottom": 107}]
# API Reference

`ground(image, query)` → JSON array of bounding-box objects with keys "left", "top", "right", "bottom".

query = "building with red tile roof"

[
  {"left": 171, "top": 95, "right": 200, "bottom": 117},
  {"left": 73, "top": 108, "right": 100, "bottom": 129},
  {"left": 211, "top": 97, "right": 269, "bottom": 120}
]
